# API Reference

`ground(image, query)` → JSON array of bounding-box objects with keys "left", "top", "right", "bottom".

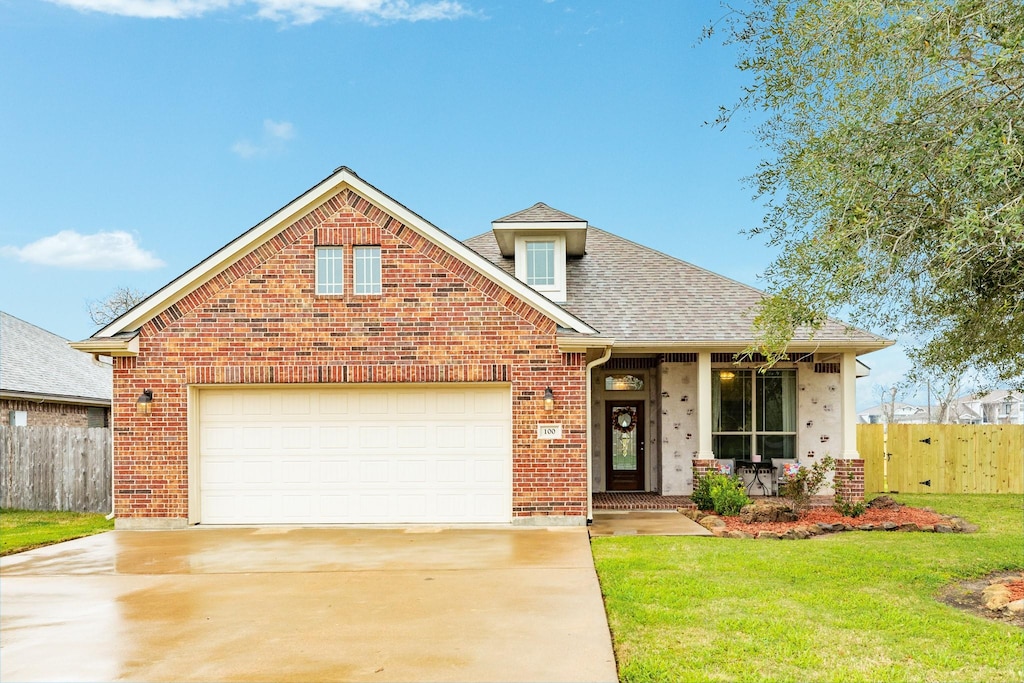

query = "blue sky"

[{"left": 0, "top": 0, "right": 914, "bottom": 407}]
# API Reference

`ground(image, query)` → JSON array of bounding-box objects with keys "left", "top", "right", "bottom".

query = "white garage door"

[{"left": 197, "top": 385, "right": 511, "bottom": 524}]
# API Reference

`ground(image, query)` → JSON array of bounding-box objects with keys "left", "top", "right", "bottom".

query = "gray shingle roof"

[
  {"left": 463, "top": 226, "right": 888, "bottom": 346},
  {"left": 493, "top": 202, "right": 585, "bottom": 223},
  {"left": 0, "top": 311, "right": 112, "bottom": 403}
]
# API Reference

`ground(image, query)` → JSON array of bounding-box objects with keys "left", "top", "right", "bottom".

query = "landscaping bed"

[{"left": 680, "top": 495, "right": 978, "bottom": 539}]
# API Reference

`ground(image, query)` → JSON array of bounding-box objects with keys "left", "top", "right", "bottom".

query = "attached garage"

[{"left": 195, "top": 385, "right": 512, "bottom": 524}]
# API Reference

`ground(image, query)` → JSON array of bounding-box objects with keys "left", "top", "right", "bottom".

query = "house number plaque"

[{"left": 537, "top": 424, "right": 562, "bottom": 440}]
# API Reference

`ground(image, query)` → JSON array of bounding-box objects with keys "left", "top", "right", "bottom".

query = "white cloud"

[
  {"left": 45, "top": 0, "right": 237, "bottom": 19},
  {"left": 1, "top": 230, "right": 165, "bottom": 270},
  {"left": 46, "top": 0, "right": 473, "bottom": 23},
  {"left": 232, "top": 119, "right": 296, "bottom": 159}
]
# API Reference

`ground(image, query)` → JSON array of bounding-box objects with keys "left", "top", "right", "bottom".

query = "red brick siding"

[
  {"left": 114, "top": 189, "right": 588, "bottom": 522},
  {"left": 834, "top": 459, "right": 865, "bottom": 502}
]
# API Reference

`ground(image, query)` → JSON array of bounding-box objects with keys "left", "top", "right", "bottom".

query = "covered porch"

[{"left": 587, "top": 349, "right": 868, "bottom": 507}]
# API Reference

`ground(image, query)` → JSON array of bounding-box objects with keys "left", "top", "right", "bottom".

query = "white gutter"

[{"left": 585, "top": 345, "right": 613, "bottom": 522}]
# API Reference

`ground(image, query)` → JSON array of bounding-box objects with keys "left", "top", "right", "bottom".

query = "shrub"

[
  {"left": 691, "top": 472, "right": 717, "bottom": 511},
  {"left": 710, "top": 476, "right": 751, "bottom": 516},
  {"left": 833, "top": 493, "right": 867, "bottom": 518},
  {"left": 778, "top": 455, "right": 836, "bottom": 512},
  {"left": 693, "top": 471, "right": 751, "bottom": 516}
]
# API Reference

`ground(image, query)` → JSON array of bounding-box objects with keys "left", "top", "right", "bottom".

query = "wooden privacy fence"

[
  {"left": 0, "top": 426, "right": 112, "bottom": 513},
  {"left": 859, "top": 423, "right": 1024, "bottom": 494}
]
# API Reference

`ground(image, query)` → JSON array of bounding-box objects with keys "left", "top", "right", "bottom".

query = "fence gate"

[{"left": 858, "top": 423, "right": 1023, "bottom": 494}]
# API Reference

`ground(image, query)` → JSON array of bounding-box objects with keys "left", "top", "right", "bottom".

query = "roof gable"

[
  {"left": 0, "top": 311, "right": 111, "bottom": 403},
  {"left": 86, "top": 168, "right": 596, "bottom": 345},
  {"left": 493, "top": 202, "right": 586, "bottom": 223}
]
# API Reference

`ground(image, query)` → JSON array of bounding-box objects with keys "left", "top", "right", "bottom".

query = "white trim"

[
  {"left": 69, "top": 335, "right": 140, "bottom": 357},
  {"left": 93, "top": 168, "right": 596, "bottom": 338}
]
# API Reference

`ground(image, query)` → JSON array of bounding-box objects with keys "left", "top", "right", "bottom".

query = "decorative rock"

[
  {"left": 780, "top": 529, "right": 799, "bottom": 540},
  {"left": 805, "top": 525, "right": 822, "bottom": 536},
  {"left": 856, "top": 524, "right": 875, "bottom": 531},
  {"left": 839, "top": 523, "right": 855, "bottom": 532},
  {"left": 919, "top": 524, "right": 935, "bottom": 532},
  {"left": 727, "top": 530, "right": 754, "bottom": 539},
  {"left": 739, "top": 501, "right": 798, "bottom": 524},
  {"left": 793, "top": 527, "right": 810, "bottom": 540},
  {"left": 983, "top": 584, "right": 1011, "bottom": 610},
  {"left": 898, "top": 523, "right": 920, "bottom": 532},
  {"left": 756, "top": 530, "right": 780, "bottom": 540},
  {"left": 711, "top": 527, "right": 730, "bottom": 537},
  {"left": 867, "top": 495, "right": 901, "bottom": 510},
  {"left": 699, "top": 515, "right": 726, "bottom": 530},
  {"left": 881, "top": 521, "right": 898, "bottom": 531},
  {"left": 948, "top": 517, "right": 979, "bottom": 533},
  {"left": 1005, "top": 599, "right": 1024, "bottom": 614},
  {"left": 935, "top": 524, "right": 953, "bottom": 533},
  {"left": 677, "top": 508, "right": 703, "bottom": 522},
  {"left": 817, "top": 523, "right": 835, "bottom": 532}
]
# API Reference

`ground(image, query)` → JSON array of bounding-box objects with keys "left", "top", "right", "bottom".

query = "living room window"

[
  {"left": 354, "top": 246, "right": 381, "bottom": 295},
  {"left": 712, "top": 369, "right": 797, "bottom": 459},
  {"left": 315, "top": 247, "right": 344, "bottom": 295}
]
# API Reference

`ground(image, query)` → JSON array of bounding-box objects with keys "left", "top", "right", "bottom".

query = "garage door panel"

[{"left": 199, "top": 385, "right": 511, "bottom": 524}]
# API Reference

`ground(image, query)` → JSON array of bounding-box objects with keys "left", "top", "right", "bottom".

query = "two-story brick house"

[{"left": 73, "top": 167, "right": 891, "bottom": 529}]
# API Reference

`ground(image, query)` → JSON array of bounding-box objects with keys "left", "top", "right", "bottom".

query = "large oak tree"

[{"left": 709, "top": 0, "right": 1023, "bottom": 386}]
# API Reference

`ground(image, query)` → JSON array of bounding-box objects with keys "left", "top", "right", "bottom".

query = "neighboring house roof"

[
  {"left": 0, "top": 311, "right": 112, "bottom": 405},
  {"left": 465, "top": 225, "right": 891, "bottom": 352},
  {"left": 83, "top": 168, "right": 596, "bottom": 348},
  {"left": 493, "top": 202, "right": 586, "bottom": 223}
]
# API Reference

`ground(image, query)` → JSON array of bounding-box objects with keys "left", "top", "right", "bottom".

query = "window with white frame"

[
  {"left": 513, "top": 235, "right": 566, "bottom": 301},
  {"left": 525, "top": 241, "right": 555, "bottom": 286},
  {"left": 712, "top": 369, "right": 797, "bottom": 459},
  {"left": 315, "top": 247, "right": 344, "bottom": 295},
  {"left": 354, "top": 246, "right": 382, "bottom": 295}
]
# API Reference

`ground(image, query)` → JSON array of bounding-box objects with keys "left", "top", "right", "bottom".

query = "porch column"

[
  {"left": 840, "top": 351, "right": 859, "bottom": 459},
  {"left": 697, "top": 351, "right": 714, "bottom": 459}
]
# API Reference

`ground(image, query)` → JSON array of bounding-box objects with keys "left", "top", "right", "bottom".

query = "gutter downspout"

[{"left": 586, "top": 345, "right": 613, "bottom": 522}]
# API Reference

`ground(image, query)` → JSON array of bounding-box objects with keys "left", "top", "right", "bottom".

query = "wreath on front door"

[{"left": 611, "top": 407, "right": 636, "bottom": 433}]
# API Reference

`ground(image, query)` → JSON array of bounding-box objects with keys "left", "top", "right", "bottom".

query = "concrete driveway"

[{"left": 0, "top": 527, "right": 616, "bottom": 682}]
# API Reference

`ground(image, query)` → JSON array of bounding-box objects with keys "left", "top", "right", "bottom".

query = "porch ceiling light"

[
  {"left": 719, "top": 371, "right": 736, "bottom": 381},
  {"left": 543, "top": 387, "right": 555, "bottom": 411},
  {"left": 137, "top": 389, "right": 154, "bottom": 416}
]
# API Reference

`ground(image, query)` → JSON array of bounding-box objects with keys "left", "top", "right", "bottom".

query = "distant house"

[
  {"left": 0, "top": 311, "right": 112, "bottom": 427},
  {"left": 859, "top": 391, "right": 1022, "bottom": 425},
  {"left": 858, "top": 401, "right": 930, "bottom": 424},
  {"left": 953, "top": 390, "right": 1023, "bottom": 425}
]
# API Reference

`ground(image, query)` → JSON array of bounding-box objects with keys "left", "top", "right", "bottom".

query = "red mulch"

[
  {"left": 1007, "top": 580, "right": 1024, "bottom": 602},
  {"left": 721, "top": 505, "right": 946, "bottom": 535}
]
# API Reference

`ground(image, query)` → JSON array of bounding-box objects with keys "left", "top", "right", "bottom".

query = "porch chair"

[
  {"left": 713, "top": 459, "right": 735, "bottom": 476},
  {"left": 771, "top": 458, "right": 800, "bottom": 495}
]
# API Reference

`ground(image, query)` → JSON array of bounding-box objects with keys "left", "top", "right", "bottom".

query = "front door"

[{"left": 605, "top": 401, "right": 645, "bottom": 491}]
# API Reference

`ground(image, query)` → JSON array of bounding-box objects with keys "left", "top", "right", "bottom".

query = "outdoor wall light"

[
  {"left": 137, "top": 389, "right": 154, "bottom": 416},
  {"left": 543, "top": 387, "right": 555, "bottom": 411}
]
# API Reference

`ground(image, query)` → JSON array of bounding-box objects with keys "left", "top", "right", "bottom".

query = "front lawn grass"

[
  {"left": 0, "top": 508, "right": 113, "bottom": 556},
  {"left": 592, "top": 494, "right": 1024, "bottom": 682}
]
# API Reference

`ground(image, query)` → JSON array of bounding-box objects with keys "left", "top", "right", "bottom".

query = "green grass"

[
  {"left": 0, "top": 508, "right": 114, "bottom": 556},
  {"left": 592, "top": 494, "right": 1024, "bottom": 683}
]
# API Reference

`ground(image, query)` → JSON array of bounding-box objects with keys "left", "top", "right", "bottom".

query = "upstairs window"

[
  {"left": 525, "top": 241, "right": 555, "bottom": 287},
  {"left": 514, "top": 235, "right": 566, "bottom": 301},
  {"left": 354, "top": 246, "right": 382, "bottom": 295},
  {"left": 316, "top": 247, "right": 344, "bottom": 295}
]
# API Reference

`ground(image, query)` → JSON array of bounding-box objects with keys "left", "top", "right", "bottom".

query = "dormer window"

[
  {"left": 492, "top": 202, "right": 585, "bottom": 305},
  {"left": 525, "top": 241, "right": 555, "bottom": 286},
  {"left": 515, "top": 236, "right": 566, "bottom": 301}
]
